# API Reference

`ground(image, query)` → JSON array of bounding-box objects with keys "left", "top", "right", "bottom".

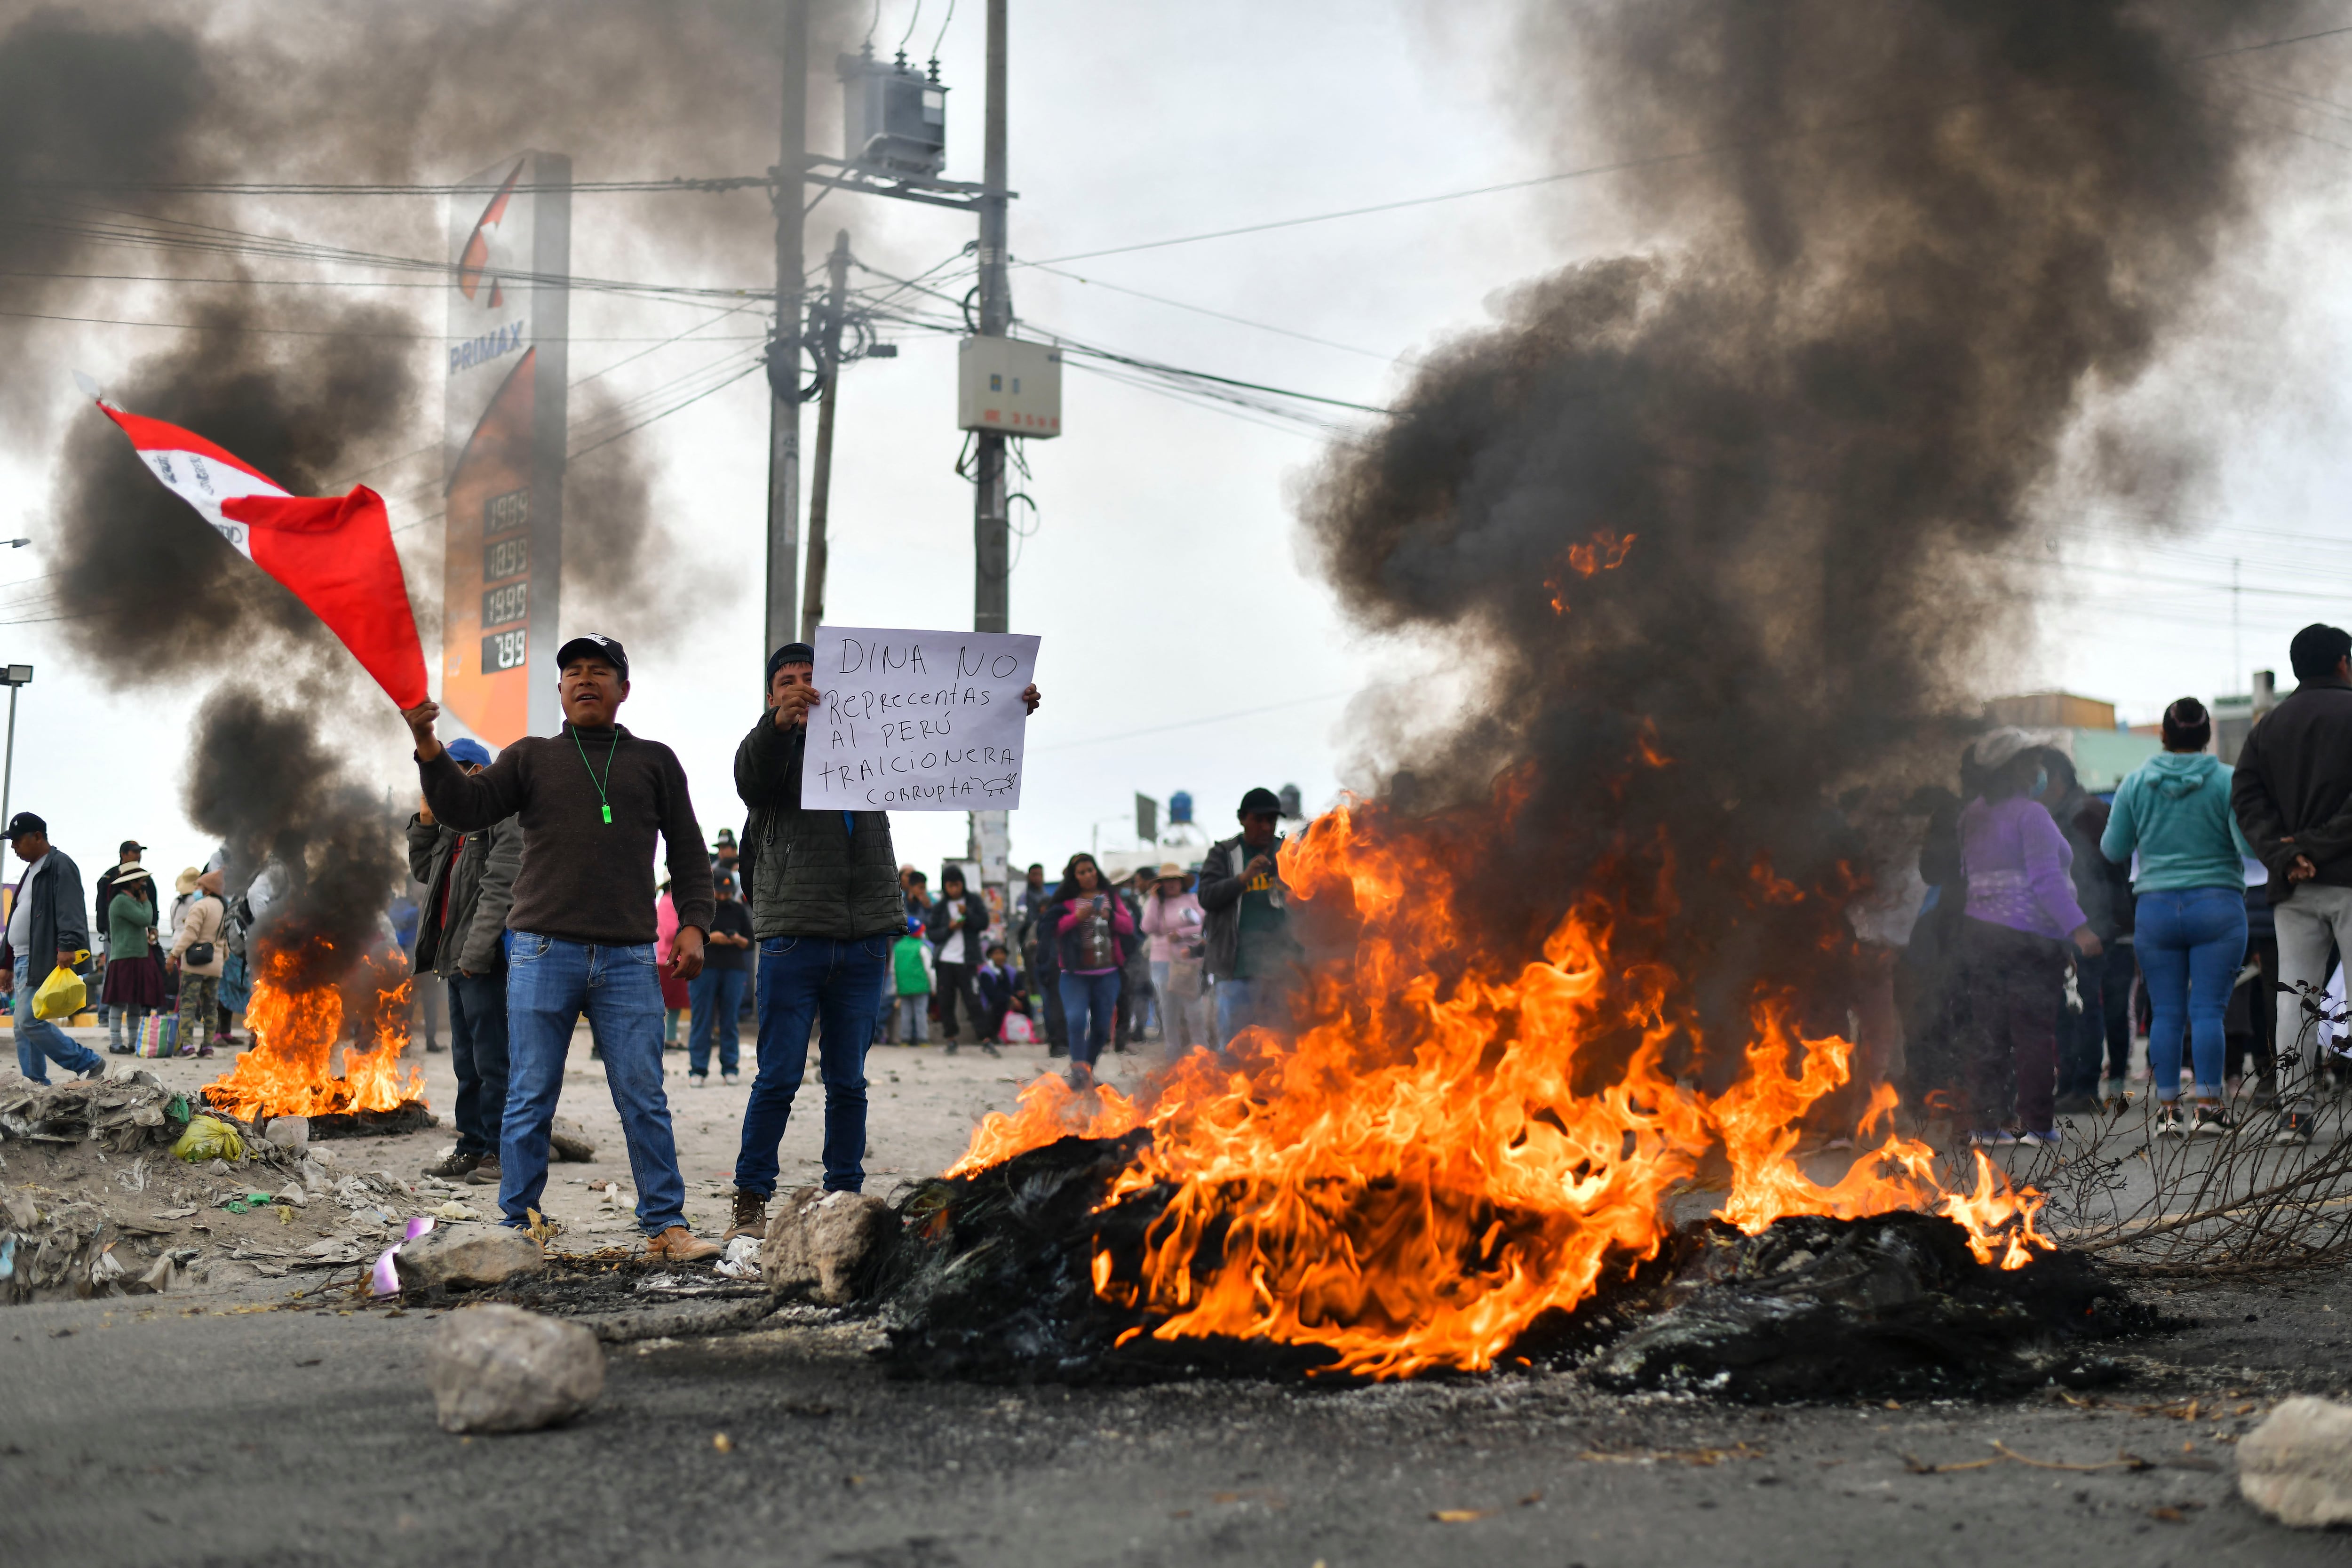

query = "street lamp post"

[{"left": 0, "top": 664, "right": 33, "bottom": 835}]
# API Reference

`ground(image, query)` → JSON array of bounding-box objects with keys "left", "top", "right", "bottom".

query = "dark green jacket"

[
  {"left": 405, "top": 812, "right": 523, "bottom": 977},
  {"left": 735, "top": 712, "right": 904, "bottom": 941}
]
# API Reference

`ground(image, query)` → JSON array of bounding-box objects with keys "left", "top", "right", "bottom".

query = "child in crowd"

[
  {"left": 975, "top": 941, "right": 1027, "bottom": 1043},
  {"left": 890, "top": 917, "right": 933, "bottom": 1045}
]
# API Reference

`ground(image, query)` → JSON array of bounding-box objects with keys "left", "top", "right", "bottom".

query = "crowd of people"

[
  {"left": 35, "top": 613, "right": 2331, "bottom": 1263},
  {"left": 1904, "top": 621, "right": 2352, "bottom": 1148},
  {"left": 3, "top": 819, "right": 242, "bottom": 1086}
]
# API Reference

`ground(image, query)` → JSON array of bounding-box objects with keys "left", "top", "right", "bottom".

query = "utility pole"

[
  {"left": 0, "top": 664, "right": 29, "bottom": 841},
  {"left": 766, "top": 0, "right": 810, "bottom": 672},
  {"left": 968, "top": 0, "right": 1012, "bottom": 913},
  {"left": 974, "top": 0, "right": 1010, "bottom": 636},
  {"left": 800, "top": 230, "right": 852, "bottom": 644}
]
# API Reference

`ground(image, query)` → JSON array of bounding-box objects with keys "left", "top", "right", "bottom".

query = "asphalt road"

[{"left": 7, "top": 1262, "right": 2352, "bottom": 1567}]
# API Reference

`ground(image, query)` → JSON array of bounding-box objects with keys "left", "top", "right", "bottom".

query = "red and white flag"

[{"left": 94, "top": 402, "right": 428, "bottom": 708}]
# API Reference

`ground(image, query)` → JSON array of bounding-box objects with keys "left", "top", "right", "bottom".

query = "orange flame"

[
  {"left": 201, "top": 941, "right": 424, "bottom": 1121},
  {"left": 1565, "top": 528, "right": 1637, "bottom": 577},
  {"left": 955, "top": 797, "right": 2048, "bottom": 1378},
  {"left": 1544, "top": 529, "right": 1637, "bottom": 614}
]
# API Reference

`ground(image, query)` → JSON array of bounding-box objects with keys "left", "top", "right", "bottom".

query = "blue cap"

[
  {"left": 446, "top": 738, "right": 493, "bottom": 768},
  {"left": 906, "top": 917, "right": 923, "bottom": 934}
]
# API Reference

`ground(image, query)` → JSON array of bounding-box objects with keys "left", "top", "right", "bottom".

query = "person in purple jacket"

[{"left": 1954, "top": 728, "right": 2104, "bottom": 1147}]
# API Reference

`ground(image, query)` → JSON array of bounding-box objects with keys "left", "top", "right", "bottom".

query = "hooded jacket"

[
  {"left": 2102, "top": 750, "right": 2251, "bottom": 895},
  {"left": 2232, "top": 678, "right": 2352, "bottom": 901},
  {"left": 406, "top": 812, "right": 523, "bottom": 978}
]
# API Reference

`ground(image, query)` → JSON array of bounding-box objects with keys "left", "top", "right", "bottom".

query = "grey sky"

[{"left": 0, "top": 1, "right": 2348, "bottom": 888}]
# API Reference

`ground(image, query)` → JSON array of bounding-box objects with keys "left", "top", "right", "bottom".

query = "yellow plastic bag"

[
  {"left": 31, "top": 961, "right": 86, "bottom": 1021},
  {"left": 172, "top": 1114, "right": 246, "bottom": 1163}
]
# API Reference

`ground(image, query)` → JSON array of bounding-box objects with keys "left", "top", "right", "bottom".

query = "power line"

[
  {"left": 0, "top": 175, "right": 772, "bottom": 198},
  {"left": 1024, "top": 260, "right": 1405, "bottom": 364},
  {"left": 1029, "top": 690, "right": 1355, "bottom": 752},
  {"left": 1020, "top": 20, "right": 2352, "bottom": 270},
  {"left": 0, "top": 306, "right": 765, "bottom": 342},
  {"left": 1049, "top": 339, "right": 1389, "bottom": 415}
]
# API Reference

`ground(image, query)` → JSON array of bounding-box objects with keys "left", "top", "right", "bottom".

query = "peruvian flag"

[{"left": 95, "top": 402, "right": 428, "bottom": 708}]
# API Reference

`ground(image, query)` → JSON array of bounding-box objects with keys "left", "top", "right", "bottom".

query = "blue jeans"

[
  {"left": 1058, "top": 970, "right": 1120, "bottom": 1067},
  {"left": 446, "top": 971, "right": 509, "bottom": 1159},
  {"left": 13, "top": 954, "right": 100, "bottom": 1083},
  {"left": 1214, "top": 974, "right": 1288, "bottom": 1051},
  {"left": 688, "top": 966, "right": 747, "bottom": 1075},
  {"left": 2135, "top": 888, "right": 2247, "bottom": 1101},
  {"left": 736, "top": 934, "right": 889, "bottom": 1195},
  {"left": 500, "top": 934, "right": 686, "bottom": 1236}
]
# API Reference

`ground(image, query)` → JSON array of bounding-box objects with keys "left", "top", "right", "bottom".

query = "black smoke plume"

[
  {"left": 0, "top": 1, "right": 853, "bottom": 971},
  {"left": 1307, "top": 2, "right": 2289, "bottom": 1073}
]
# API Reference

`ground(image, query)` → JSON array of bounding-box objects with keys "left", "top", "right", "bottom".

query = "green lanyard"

[{"left": 571, "top": 723, "right": 620, "bottom": 824}]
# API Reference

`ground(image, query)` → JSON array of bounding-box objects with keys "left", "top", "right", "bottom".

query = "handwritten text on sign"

[{"left": 801, "top": 625, "right": 1041, "bottom": 811}]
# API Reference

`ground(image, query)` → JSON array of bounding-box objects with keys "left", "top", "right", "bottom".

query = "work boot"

[
  {"left": 724, "top": 1188, "right": 768, "bottom": 1242},
  {"left": 645, "top": 1225, "right": 721, "bottom": 1263},
  {"left": 466, "top": 1154, "right": 503, "bottom": 1186},
  {"left": 424, "top": 1147, "right": 483, "bottom": 1179}
]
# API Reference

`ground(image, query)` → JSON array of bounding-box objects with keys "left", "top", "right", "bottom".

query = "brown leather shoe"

[
  {"left": 723, "top": 1188, "right": 768, "bottom": 1242},
  {"left": 645, "top": 1225, "right": 721, "bottom": 1263}
]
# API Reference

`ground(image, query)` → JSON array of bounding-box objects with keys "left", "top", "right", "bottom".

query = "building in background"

[
  {"left": 440, "top": 152, "right": 571, "bottom": 745},
  {"left": 1985, "top": 691, "right": 2158, "bottom": 791}
]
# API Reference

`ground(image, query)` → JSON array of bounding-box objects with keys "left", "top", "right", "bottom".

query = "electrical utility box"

[
  {"left": 838, "top": 48, "right": 947, "bottom": 176},
  {"left": 958, "top": 336, "right": 1063, "bottom": 437}
]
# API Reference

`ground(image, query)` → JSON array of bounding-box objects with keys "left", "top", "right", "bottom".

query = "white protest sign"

[{"left": 800, "top": 625, "right": 1041, "bottom": 812}]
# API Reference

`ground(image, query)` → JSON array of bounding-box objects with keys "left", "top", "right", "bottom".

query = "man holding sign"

[{"left": 726, "top": 635, "right": 1039, "bottom": 1242}]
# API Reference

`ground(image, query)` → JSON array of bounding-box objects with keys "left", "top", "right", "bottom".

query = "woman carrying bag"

[
  {"left": 167, "top": 868, "right": 228, "bottom": 1059},
  {"left": 2100, "top": 698, "right": 2253, "bottom": 1137}
]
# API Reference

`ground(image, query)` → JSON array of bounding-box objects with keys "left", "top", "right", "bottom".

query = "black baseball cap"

[
  {"left": 6, "top": 811, "right": 45, "bottom": 840},
  {"left": 119, "top": 839, "right": 145, "bottom": 855},
  {"left": 554, "top": 634, "right": 628, "bottom": 680},
  {"left": 767, "top": 642, "right": 817, "bottom": 681},
  {"left": 1238, "top": 787, "right": 1281, "bottom": 817}
]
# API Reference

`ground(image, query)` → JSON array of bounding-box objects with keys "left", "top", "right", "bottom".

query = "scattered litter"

[
  {"left": 1, "top": 1075, "right": 189, "bottom": 1154},
  {"left": 172, "top": 1117, "right": 246, "bottom": 1164},
  {"left": 714, "top": 1235, "right": 762, "bottom": 1280},
  {"left": 370, "top": 1217, "right": 436, "bottom": 1297}
]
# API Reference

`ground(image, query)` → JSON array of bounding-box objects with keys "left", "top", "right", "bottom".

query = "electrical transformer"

[
  {"left": 957, "top": 336, "right": 1062, "bottom": 437},
  {"left": 838, "top": 47, "right": 947, "bottom": 177}
]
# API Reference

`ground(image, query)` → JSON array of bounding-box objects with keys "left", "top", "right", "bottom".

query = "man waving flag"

[{"left": 91, "top": 399, "right": 428, "bottom": 707}]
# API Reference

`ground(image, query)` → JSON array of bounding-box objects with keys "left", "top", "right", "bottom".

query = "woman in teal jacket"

[{"left": 2100, "top": 698, "right": 2252, "bottom": 1136}]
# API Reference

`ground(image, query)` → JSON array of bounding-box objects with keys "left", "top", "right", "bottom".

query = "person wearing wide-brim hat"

[
  {"left": 164, "top": 867, "right": 200, "bottom": 947},
  {"left": 99, "top": 862, "right": 164, "bottom": 1053},
  {"left": 1139, "top": 860, "right": 1209, "bottom": 1057}
]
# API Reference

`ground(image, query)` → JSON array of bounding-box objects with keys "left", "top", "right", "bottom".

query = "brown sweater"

[{"left": 418, "top": 723, "right": 715, "bottom": 948}]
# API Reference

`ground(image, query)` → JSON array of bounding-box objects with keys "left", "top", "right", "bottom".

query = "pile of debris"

[
  {"left": 1, "top": 1074, "right": 196, "bottom": 1154},
  {"left": 1588, "top": 1211, "right": 2161, "bottom": 1401},
  {"left": 0, "top": 1071, "right": 453, "bottom": 1303},
  {"left": 862, "top": 1133, "right": 2162, "bottom": 1397}
]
